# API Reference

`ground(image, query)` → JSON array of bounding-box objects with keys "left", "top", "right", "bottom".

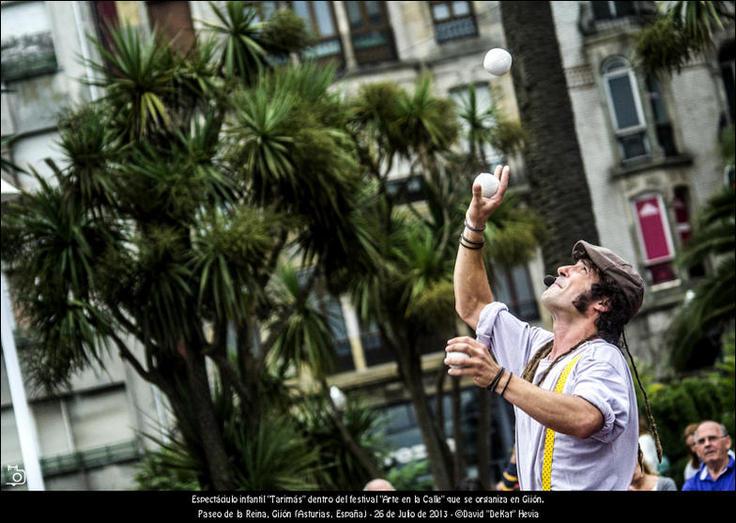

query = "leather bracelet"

[
  {"left": 464, "top": 218, "right": 485, "bottom": 233},
  {"left": 500, "top": 372, "right": 513, "bottom": 397},
  {"left": 460, "top": 233, "right": 484, "bottom": 246},
  {"left": 459, "top": 238, "right": 483, "bottom": 250},
  {"left": 486, "top": 367, "right": 505, "bottom": 392}
]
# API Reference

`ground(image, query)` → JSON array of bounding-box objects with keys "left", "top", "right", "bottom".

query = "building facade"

[{"left": 1, "top": 1, "right": 733, "bottom": 489}]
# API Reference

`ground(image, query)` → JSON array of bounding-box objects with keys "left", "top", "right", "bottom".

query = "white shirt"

[{"left": 476, "top": 302, "right": 639, "bottom": 490}]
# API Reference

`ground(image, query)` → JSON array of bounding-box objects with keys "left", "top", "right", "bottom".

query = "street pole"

[{"left": 1, "top": 272, "right": 45, "bottom": 490}]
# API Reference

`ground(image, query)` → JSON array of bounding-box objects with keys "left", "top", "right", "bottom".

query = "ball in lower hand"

[{"left": 446, "top": 351, "right": 471, "bottom": 369}]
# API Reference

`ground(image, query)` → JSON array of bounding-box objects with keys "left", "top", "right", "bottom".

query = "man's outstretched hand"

[{"left": 466, "top": 164, "right": 510, "bottom": 230}]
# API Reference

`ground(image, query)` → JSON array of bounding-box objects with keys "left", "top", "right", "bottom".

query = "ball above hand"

[{"left": 483, "top": 48, "right": 512, "bottom": 77}]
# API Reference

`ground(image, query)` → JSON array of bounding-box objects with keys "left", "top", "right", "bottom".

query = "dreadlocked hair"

[{"left": 623, "top": 329, "right": 663, "bottom": 463}]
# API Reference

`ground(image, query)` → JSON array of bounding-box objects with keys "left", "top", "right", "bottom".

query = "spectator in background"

[
  {"left": 683, "top": 423, "right": 701, "bottom": 482},
  {"left": 629, "top": 447, "right": 677, "bottom": 491},
  {"left": 683, "top": 421, "right": 735, "bottom": 491},
  {"left": 640, "top": 414, "right": 669, "bottom": 475},
  {"left": 363, "top": 478, "right": 395, "bottom": 491},
  {"left": 495, "top": 447, "right": 520, "bottom": 491}
]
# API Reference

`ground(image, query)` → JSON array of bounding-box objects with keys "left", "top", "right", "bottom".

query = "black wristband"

[
  {"left": 459, "top": 237, "right": 483, "bottom": 250},
  {"left": 500, "top": 372, "right": 513, "bottom": 397},
  {"left": 460, "top": 233, "right": 484, "bottom": 246},
  {"left": 464, "top": 219, "right": 485, "bottom": 233},
  {"left": 486, "top": 367, "right": 505, "bottom": 392}
]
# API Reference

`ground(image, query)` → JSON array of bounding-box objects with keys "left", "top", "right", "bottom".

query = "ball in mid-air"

[
  {"left": 483, "top": 48, "right": 512, "bottom": 77},
  {"left": 474, "top": 172, "right": 500, "bottom": 198}
]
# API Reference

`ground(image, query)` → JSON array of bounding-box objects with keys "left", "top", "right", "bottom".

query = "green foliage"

[
  {"left": 635, "top": 1, "right": 733, "bottom": 75},
  {"left": 267, "top": 264, "right": 337, "bottom": 377},
  {"left": 135, "top": 403, "right": 322, "bottom": 490},
  {"left": 668, "top": 184, "right": 735, "bottom": 370},
  {"left": 135, "top": 446, "right": 201, "bottom": 490},
  {"left": 1, "top": 172, "right": 119, "bottom": 392},
  {"left": 296, "top": 395, "right": 387, "bottom": 490},
  {"left": 191, "top": 207, "right": 275, "bottom": 323},
  {"left": 260, "top": 8, "right": 314, "bottom": 55},
  {"left": 203, "top": 1, "right": 268, "bottom": 81},
  {"left": 635, "top": 15, "right": 692, "bottom": 75},
  {"left": 396, "top": 73, "right": 460, "bottom": 156},
  {"left": 386, "top": 460, "right": 433, "bottom": 491},
  {"left": 89, "top": 25, "right": 175, "bottom": 139},
  {"left": 633, "top": 333, "right": 735, "bottom": 486}
]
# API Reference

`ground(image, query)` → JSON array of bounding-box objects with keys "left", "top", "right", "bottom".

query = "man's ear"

[{"left": 592, "top": 297, "right": 610, "bottom": 315}]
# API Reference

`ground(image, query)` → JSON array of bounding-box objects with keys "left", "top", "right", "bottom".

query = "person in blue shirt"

[{"left": 682, "top": 421, "right": 735, "bottom": 491}]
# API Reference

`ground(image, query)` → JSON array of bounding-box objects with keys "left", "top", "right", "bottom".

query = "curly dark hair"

[{"left": 570, "top": 257, "right": 631, "bottom": 345}]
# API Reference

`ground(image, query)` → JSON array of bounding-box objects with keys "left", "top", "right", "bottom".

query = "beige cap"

[{"left": 572, "top": 240, "right": 645, "bottom": 319}]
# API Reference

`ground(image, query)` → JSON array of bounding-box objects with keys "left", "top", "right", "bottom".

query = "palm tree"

[
  {"left": 346, "top": 75, "right": 543, "bottom": 489},
  {"left": 635, "top": 1, "right": 734, "bottom": 75},
  {"left": 500, "top": 1, "right": 600, "bottom": 274},
  {"left": 669, "top": 127, "right": 735, "bottom": 370},
  {"left": 1, "top": 3, "right": 379, "bottom": 490}
]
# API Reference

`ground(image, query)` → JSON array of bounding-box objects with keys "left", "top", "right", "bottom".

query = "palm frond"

[
  {"left": 87, "top": 25, "right": 175, "bottom": 139},
  {"left": 266, "top": 264, "right": 337, "bottom": 378},
  {"left": 203, "top": 1, "right": 268, "bottom": 82}
]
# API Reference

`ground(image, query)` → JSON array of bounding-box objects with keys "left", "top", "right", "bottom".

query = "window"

[
  {"left": 381, "top": 390, "right": 515, "bottom": 481},
  {"left": 345, "top": 1, "right": 397, "bottom": 65},
  {"left": 321, "top": 294, "right": 355, "bottom": 373},
  {"left": 291, "top": 1, "right": 344, "bottom": 66},
  {"left": 590, "top": 1, "right": 637, "bottom": 20},
  {"left": 386, "top": 175, "right": 426, "bottom": 204},
  {"left": 672, "top": 186, "right": 705, "bottom": 278},
  {"left": 645, "top": 76, "right": 677, "bottom": 157},
  {"left": 632, "top": 193, "right": 677, "bottom": 284},
  {"left": 492, "top": 265, "right": 540, "bottom": 321},
  {"left": 247, "top": 1, "right": 279, "bottom": 22},
  {"left": 719, "top": 41, "right": 735, "bottom": 125},
  {"left": 296, "top": 269, "right": 355, "bottom": 373},
  {"left": 361, "top": 319, "right": 393, "bottom": 366},
  {"left": 430, "top": 1, "right": 478, "bottom": 43},
  {"left": 602, "top": 57, "right": 650, "bottom": 162},
  {"left": 146, "top": 1, "right": 195, "bottom": 54},
  {"left": 0, "top": 1, "right": 58, "bottom": 82}
]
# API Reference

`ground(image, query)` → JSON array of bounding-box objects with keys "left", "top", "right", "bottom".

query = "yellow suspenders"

[{"left": 541, "top": 353, "right": 584, "bottom": 491}]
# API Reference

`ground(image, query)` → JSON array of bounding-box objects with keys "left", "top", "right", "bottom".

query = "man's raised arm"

[{"left": 454, "top": 165, "right": 510, "bottom": 330}]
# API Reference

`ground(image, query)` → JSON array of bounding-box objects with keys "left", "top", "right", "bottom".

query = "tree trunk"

[
  {"left": 399, "top": 350, "right": 455, "bottom": 490},
  {"left": 179, "top": 341, "right": 234, "bottom": 490},
  {"left": 451, "top": 376, "right": 466, "bottom": 485},
  {"left": 319, "top": 379, "right": 383, "bottom": 479},
  {"left": 500, "top": 1, "right": 599, "bottom": 274}
]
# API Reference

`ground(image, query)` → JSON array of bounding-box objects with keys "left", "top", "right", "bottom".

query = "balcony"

[
  {"left": 0, "top": 439, "right": 142, "bottom": 485},
  {"left": 352, "top": 28, "right": 397, "bottom": 66},
  {"left": 1, "top": 32, "right": 58, "bottom": 82},
  {"left": 434, "top": 16, "right": 478, "bottom": 43},
  {"left": 302, "top": 36, "right": 345, "bottom": 69}
]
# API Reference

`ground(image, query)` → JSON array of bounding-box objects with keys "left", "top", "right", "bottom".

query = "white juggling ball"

[
  {"left": 446, "top": 351, "right": 470, "bottom": 369},
  {"left": 474, "top": 172, "right": 500, "bottom": 198},
  {"left": 483, "top": 48, "right": 512, "bottom": 77}
]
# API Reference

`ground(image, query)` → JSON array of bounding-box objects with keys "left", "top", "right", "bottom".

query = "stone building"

[{"left": 1, "top": 1, "right": 733, "bottom": 489}]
